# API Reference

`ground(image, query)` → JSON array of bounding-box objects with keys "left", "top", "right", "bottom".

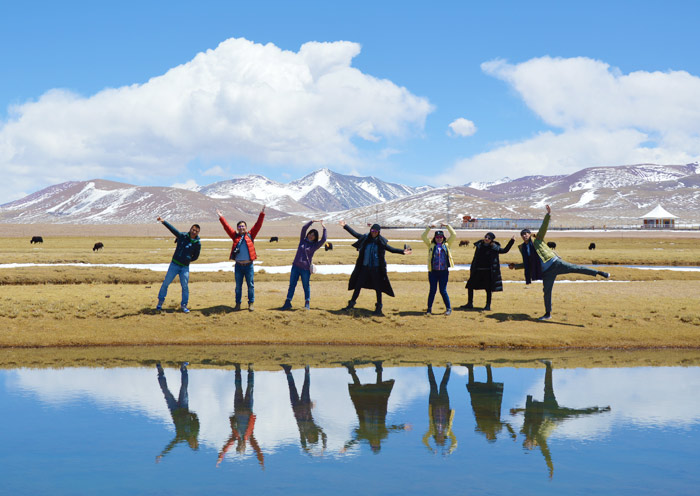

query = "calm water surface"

[{"left": 2, "top": 361, "right": 699, "bottom": 495}]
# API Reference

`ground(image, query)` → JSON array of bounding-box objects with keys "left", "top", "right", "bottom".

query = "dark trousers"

[
  {"left": 428, "top": 270, "right": 451, "bottom": 310},
  {"left": 351, "top": 266, "right": 383, "bottom": 305}
]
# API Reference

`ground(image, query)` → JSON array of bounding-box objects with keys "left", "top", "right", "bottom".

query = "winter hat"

[{"left": 485, "top": 232, "right": 496, "bottom": 241}]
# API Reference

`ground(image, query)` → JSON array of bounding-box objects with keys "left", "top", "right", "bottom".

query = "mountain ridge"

[{"left": 1, "top": 163, "right": 698, "bottom": 226}]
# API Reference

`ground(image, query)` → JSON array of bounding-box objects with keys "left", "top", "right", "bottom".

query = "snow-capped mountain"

[
  {"left": 198, "top": 168, "right": 420, "bottom": 212},
  {"left": 0, "top": 179, "right": 288, "bottom": 224},
  {"left": 329, "top": 163, "right": 700, "bottom": 227},
  {"left": 1, "top": 164, "right": 698, "bottom": 225}
]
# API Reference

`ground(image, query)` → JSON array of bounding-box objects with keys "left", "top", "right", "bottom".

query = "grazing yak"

[
  {"left": 459, "top": 240, "right": 470, "bottom": 247},
  {"left": 324, "top": 242, "right": 333, "bottom": 251},
  {"left": 30, "top": 236, "right": 43, "bottom": 244},
  {"left": 93, "top": 242, "right": 104, "bottom": 252},
  {"left": 270, "top": 236, "right": 279, "bottom": 243},
  {"left": 588, "top": 242, "right": 596, "bottom": 250}
]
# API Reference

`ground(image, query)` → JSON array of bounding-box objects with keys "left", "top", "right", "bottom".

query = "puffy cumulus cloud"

[
  {"left": 439, "top": 57, "right": 700, "bottom": 184},
  {"left": 447, "top": 117, "right": 477, "bottom": 137},
  {"left": 171, "top": 179, "right": 200, "bottom": 191},
  {"left": 202, "top": 165, "right": 226, "bottom": 177},
  {"left": 0, "top": 38, "right": 432, "bottom": 202}
]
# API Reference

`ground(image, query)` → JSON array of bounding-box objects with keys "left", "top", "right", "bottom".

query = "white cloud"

[
  {"left": 448, "top": 117, "right": 477, "bottom": 137},
  {"left": 438, "top": 57, "right": 700, "bottom": 184},
  {"left": 0, "top": 38, "right": 433, "bottom": 203},
  {"left": 171, "top": 179, "right": 200, "bottom": 191},
  {"left": 202, "top": 165, "right": 226, "bottom": 177}
]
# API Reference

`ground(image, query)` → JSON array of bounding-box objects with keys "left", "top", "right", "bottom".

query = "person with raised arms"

[
  {"left": 281, "top": 219, "right": 327, "bottom": 311},
  {"left": 509, "top": 205, "right": 609, "bottom": 320},
  {"left": 217, "top": 207, "right": 265, "bottom": 312},
  {"left": 155, "top": 217, "right": 201, "bottom": 313},
  {"left": 339, "top": 221, "right": 411, "bottom": 316}
]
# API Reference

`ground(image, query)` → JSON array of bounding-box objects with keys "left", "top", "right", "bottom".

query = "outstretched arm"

[
  {"left": 217, "top": 211, "right": 236, "bottom": 240},
  {"left": 158, "top": 217, "right": 181, "bottom": 238},
  {"left": 499, "top": 237, "right": 515, "bottom": 254},
  {"left": 421, "top": 226, "right": 432, "bottom": 246},
  {"left": 444, "top": 224, "right": 457, "bottom": 246},
  {"left": 342, "top": 222, "right": 362, "bottom": 239},
  {"left": 249, "top": 208, "right": 266, "bottom": 239},
  {"left": 536, "top": 205, "right": 551, "bottom": 240}
]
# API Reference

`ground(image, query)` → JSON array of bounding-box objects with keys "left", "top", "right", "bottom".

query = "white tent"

[{"left": 640, "top": 204, "right": 678, "bottom": 228}]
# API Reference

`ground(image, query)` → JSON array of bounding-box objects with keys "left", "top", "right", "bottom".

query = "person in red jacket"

[{"left": 217, "top": 207, "right": 265, "bottom": 311}]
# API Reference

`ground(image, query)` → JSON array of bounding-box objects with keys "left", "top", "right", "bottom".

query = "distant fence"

[{"left": 380, "top": 224, "right": 700, "bottom": 231}]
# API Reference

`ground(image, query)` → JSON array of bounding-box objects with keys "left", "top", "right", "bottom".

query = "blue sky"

[{"left": 2, "top": 0, "right": 700, "bottom": 203}]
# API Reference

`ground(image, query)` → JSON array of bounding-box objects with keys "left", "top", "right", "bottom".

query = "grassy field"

[{"left": 1, "top": 232, "right": 699, "bottom": 354}]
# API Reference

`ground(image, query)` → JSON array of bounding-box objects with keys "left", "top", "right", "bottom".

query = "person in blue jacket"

[{"left": 156, "top": 216, "right": 201, "bottom": 313}]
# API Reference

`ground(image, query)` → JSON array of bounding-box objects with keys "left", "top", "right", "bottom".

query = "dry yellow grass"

[
  {"left": 1, "top": 233, "right": 699, "bottom": 355},
  {"left": 1, "top": 279, "right": 698, "bottom": 350}
]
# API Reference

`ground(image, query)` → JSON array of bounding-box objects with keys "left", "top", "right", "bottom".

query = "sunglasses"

[{"left": 370, "top": 229, "right": 379, "bottom": 233}]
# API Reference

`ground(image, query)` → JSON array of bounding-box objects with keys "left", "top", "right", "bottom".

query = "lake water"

[{"left": 2, "top": 358, "right": 700, "bottom": 495}]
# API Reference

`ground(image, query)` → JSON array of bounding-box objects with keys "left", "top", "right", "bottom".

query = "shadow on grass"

[
  {"left": 114, "top": 305, "right": 239, "bottom": 318},
  {"left": 486, "top": 312, "right": 585, "bottom": 328},
  {"left": 326, "top": 308, "right": 383, "bottom": 318},
  {"left": 397, "top": 310, "right": 428, "bottom": 317}
]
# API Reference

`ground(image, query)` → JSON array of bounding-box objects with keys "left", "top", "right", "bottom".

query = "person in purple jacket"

[{"left": 281, "top": 220, "right": 327, "bottom": 310}]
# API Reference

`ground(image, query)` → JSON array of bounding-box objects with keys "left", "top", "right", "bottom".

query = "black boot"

[
  {"left": 373, "top": 303, "right": 384, "bottom": 316},
  {"left": 343, "top": 299, "right": 356, "bottom": 311}
]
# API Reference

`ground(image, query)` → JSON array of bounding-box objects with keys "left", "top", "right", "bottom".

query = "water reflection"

[
  {"left": 155, "top": 362, "right": 199, "bottom": 461},
  {"left": 423, "top": 363, "right": 456, "bottom": 455},
  {"left": 510, "top": 360, "right": 611, "bottom": 478},
  {"left": 218, "top": 363, "right": 264, "bottom": 468},
  {"left": 3, "top": 360, "right": 700, "bottom": 495},
  {"left": 342, "top": 360, "right": 409, "bottom": 453},
  {"left": 465, "top": 363, "right": 516, "bottom": 442},
  {"left": 281, "top": 364, "right": 327, "bottom": 456}
]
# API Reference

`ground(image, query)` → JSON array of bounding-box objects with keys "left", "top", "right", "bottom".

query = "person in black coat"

[
  {"left": 339, "top": 221, "right": 412, "bottom": 316},
  {"left": 463, "top": 232, "right": 514, "bottom": 311}
]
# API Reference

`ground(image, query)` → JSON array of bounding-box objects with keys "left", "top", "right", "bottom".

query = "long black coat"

[
  {"left": 344, "top": 225, "right": 404, "bottom": 296},
  {"left": 466, "top": 238, "right": 514, "bottom": 292}
]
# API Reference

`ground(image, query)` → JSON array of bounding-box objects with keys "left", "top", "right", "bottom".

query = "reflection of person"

[
  {"left": 342, "top": 361, "right": 409, "bottom": 453},
  {"left": 509, "top": 205, "right": 609, "bottom": 320},
  {"left": 339, "top": 221, "right": 412, "bottom": 316},
  {"left": 281, "top": 364, "right": 328, "bottom": 455},
  {"left": 421, "top": 224, "right": 457, "bottom": 315},
  {"left": 155, "top": 218, "right": 201, "bottom": 313},
  {"left": 217, "top": 364, "right": 264, "bottom": 468},
  {"left": 422, "top": 364, "right": 457, "bottom": 455},
  {"left": 510, "top": 361, "right": 611, "bottom": 478},
  {"left": 281, "top": 220, "right": 327, "bottom": 310},
  {"left": 155, "top": 362, "right": 200, "bottom": 462},
  {"left": 464, "top": 232, "right": 514, "bottom": 311},
  {"left": 217, "top": 207, "right": 265, "bottom": 312},
  {"left": 465, "top": 364, "right": 515, "bottom": 442}
]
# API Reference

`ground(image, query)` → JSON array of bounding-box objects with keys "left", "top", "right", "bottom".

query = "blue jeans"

[
  {"left": 158, "top": 262, "right": 190, "bottom": 306},
  {"left": 428, "top": 269, "right": 451, "bottom": 310},
  {"left": 235, "top": 262, "right": 255, "bottom": 304},
  {"left": 286, "top": 265, "right": 311, "bottom": 302},
  {"left": 542, "top": 259, "right": 598, "bottom": 314}
]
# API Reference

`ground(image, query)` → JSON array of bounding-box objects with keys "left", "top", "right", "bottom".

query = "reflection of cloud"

[
  {"left": 8, "top": 365, "right": 426, "bottom": 458},
  {"left": 519, "top": 367, "right": 700, "bottom": 440}
]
